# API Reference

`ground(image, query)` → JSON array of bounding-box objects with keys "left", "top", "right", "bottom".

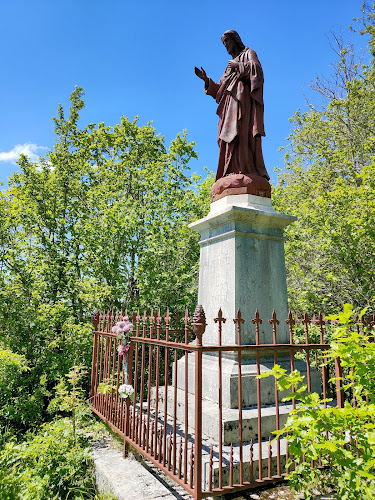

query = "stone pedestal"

[
  {"left": 189, "top": 194, "right": 296, "bottom": 345},
  {"left": 173, "top": 193, "right": 320, "bottom": 448},
  {"left": 177, "top": 353, "right": 320, "bottom": 409}
]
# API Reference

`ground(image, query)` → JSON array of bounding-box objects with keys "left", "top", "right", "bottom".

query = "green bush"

[
  {"left": 0, "top": 418, "right": 95, "bottom": 500},
  {"left": 0, "top": 365, "right": 109, "bottom": 500},
  {"left": 262, "top": 304, "right": 375, "bottom": 500}
]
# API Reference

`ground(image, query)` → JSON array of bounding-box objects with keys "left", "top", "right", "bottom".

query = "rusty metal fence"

[{"left": 90, "top": 306, "right": 373, "bottom": 499}]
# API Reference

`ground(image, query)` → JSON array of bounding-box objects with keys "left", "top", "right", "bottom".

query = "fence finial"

[
  {"left": 192, "top": 305, "right": 206, "bottom": 346},
  {"left": 92, "top": 309, "right": 100, "bottom": 330}
]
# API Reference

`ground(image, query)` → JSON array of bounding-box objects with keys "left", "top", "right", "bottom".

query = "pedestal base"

[
  {"left": 176, "top": 352, "right": 321, "bottom": 409},
  {"left": 189, "top": 194, "right": 297, "bottom": 346}
]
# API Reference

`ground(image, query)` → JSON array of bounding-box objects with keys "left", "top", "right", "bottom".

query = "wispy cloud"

[{"left": 0, "top": 143, "right": 48, "bottom": 164}]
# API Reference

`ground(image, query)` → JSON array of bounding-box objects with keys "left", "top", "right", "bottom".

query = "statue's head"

[{"left": 221, "top": 30, "right": 245, "bottom": 55}]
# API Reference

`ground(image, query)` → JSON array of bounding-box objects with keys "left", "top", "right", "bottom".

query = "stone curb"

[{"left": 93, "top": 437, "right": 192, "bottom": 500}]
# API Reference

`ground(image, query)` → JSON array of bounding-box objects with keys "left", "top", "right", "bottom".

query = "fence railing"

[{"left": 90, "top": 306, "right": 374, "bottom": 499}]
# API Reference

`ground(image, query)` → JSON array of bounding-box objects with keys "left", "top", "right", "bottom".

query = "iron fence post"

[
  {"left": 90, "top": 310, "right": 100, "bottom": 400},
  {"left": 193, "top": 305, "right": 206, "bottom": 500},
  {"left": 124, "top": 341, "right": 134, "bottom": 458},
  {"left": 335, "top": 356, "right": 344, "bottom": 408}
]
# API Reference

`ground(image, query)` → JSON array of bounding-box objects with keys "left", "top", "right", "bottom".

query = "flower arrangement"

[
  {"left": 112, "top": 317, "right": 133, "bottom": 341},
  {"left": 112, "top": 317, "right": 134, "bottom": 401},
  {"left": 118, "top": 344, "right": 130, "bottom": 357},
  {"left": 112, "top": 317, "right": 133, "bottom": 361}
]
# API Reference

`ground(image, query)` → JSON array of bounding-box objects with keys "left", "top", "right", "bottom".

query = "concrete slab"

[{"left": 93, "top": 438, "right": 192, "bottom": 500}]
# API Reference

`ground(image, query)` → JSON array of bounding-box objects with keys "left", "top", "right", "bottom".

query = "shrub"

[
  {"left": 262, "top": 304, "right": 375, "bottom": 500},
  {"left": 0, "top": 418, "right": 95, "bottom": 499}
]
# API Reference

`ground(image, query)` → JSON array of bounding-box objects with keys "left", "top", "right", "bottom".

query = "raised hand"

[{"left": 194, "top": 66, "right": 209, "bottom": 85}]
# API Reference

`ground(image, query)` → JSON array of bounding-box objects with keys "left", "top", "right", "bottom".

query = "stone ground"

[{"left": 93, "top": 436, "right": 334, "bottom": 500}]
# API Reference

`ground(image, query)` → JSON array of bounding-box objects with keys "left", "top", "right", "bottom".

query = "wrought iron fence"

[{"left": 90, "top": 306, "right": 374, "bottom": 499}]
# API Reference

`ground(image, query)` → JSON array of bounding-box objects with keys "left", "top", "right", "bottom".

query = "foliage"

[
  {"left": 0, "top": 418, "right": 96, "bottom": 500},
  {"left": 273, "top": 3, "right": 375, "bottom": 313},
  {"left": 0, "top": 345, "right": 46, "bottom": 434},
  {"left": 0, "top": 346, "right": 29, "bottom": 426},
  {"left": 261, "top": 304, "right": 375, "bottom": 500},
  {"left": 48, "top": 365, "right": 90, "bottom": 446},
  {"left": 0, "top": 365, "right": 111, "bottom": 499},
  {"left": 0, "top": 87, "right": 213, "bottom": 430}
]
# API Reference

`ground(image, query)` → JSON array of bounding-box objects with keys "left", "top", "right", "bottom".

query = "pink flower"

[
  {"left": 122, "top": 322, "right": 133, "bottom": 332},
  {"left": 118, "top": 344, "right": 130, "bottom": 356},
  {"left": 113, "top": 319, "right": 133, "bottom": 335}
]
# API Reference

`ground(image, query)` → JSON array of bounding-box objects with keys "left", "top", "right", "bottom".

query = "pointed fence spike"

[
  {"left": 92, "top": 310, "right": 100, "bottom": 330},
  {"left": 131, "top": 311, "right": 136, "bottom": 324},
  {"left": 252, "top": 309, "right": 263, "bottom": 325},
  {"left": 234, "top": 308, "right": 244, "bottom": 324},
  {"left": 192, "top": 305, "right": 206, "bottom": 346},
  {"left": 164, "top": 307, "right": 171, "bottom": 325},
  {"left": 269, "top": 309, "right": 280, "bottom": 325},
  {"left": 214, "top": 307, "right": 227, "bottom": 323},
  {"left": 286, "top": 310, "right": 294, "bottom": 324},
  {"left": 303, "top": 312, "right": 310, "bottom": 325}
]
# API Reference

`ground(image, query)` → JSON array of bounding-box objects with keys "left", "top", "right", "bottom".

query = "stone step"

[
  {"left": 126, "top": 407, "right": 288, "bottom": 492},
  {"left": 152, "top": 387, "right": 294, "bottom": 445},
  {"left": 200, "top": 435, "right": 288, "bottom": 490}
]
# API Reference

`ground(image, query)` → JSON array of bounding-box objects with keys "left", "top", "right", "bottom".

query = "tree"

[
  {"left": 0, "top": 87, "right": 213, "bottom": 430},
  {"left": 273, "top": 2, "right": 375, "bottom": 313}
]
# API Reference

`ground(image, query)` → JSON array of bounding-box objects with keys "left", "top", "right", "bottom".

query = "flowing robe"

[{"left": 205, "top": 47, "right": 269, "bottom": 181}]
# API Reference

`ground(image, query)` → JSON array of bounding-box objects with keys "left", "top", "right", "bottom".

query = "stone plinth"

[
  {"left": 176, "top": 194, "right": 304, "bottom": 410},
  {"left": 189, "top": 194, "right": 296, "bottom": 345},
  {"left": 176, "top": 354, "right": 320, "bottom": 409}
]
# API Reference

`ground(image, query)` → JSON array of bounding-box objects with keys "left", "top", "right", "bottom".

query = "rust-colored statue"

[{"left": 195, "top": 30, "right": 271, "bottom": 200}]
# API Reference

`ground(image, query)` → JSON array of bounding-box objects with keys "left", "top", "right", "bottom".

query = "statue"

[{"left": 195, "top": 30, "right": 271, "bottom": 200}]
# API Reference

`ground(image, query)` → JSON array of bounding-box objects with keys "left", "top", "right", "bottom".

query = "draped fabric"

[{"left": 205, "top": 47, "right": 269, "bottom": 181}]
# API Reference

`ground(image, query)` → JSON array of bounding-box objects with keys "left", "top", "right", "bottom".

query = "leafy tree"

[
  {"left": 273, "top": 2, "right": 375, "bottom": 313},
  {"left": 0, "top": 87, "right": 213, "bottom": 430}
]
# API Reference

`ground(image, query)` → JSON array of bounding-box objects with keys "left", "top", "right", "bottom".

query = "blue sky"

[{"left": 0, "top": 0, "right": 367, "bottom": 186}]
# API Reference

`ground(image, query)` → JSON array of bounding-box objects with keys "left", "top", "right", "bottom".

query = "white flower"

[{"left": 118, "top": 384, "right": 134, "bottom": 399}]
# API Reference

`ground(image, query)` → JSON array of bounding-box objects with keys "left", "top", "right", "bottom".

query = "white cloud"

[{"left": 0, "top": 143, "right": 48, "bottom": 164}]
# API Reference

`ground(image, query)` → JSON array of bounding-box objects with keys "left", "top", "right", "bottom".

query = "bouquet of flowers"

[
  {"left": 112, "top": 317, "right": 133, "bottom": 361},
  {"left": 113, "top": 317, "right": 135, "bottom": 401}
]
